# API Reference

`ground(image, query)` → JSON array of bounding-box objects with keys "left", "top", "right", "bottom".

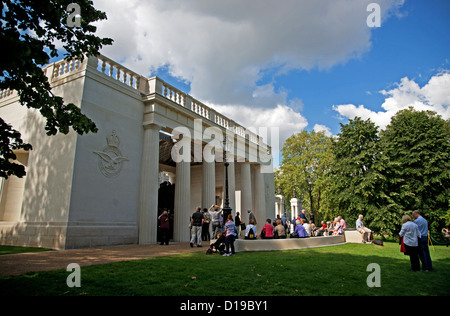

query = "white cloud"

[
  {"left": 91, "top": 0, "right": 406, "bottom": 166},
  {"left": 212, "top": 104, "right": 308, "bottom": 146},
  {"left": 94, "top": 0, "right": 404, "bottom": 106},
  {"left": 211, "top": 103, "right": 308, "bottom": 168},
  {"left": 313, "top": 124, "right": 333, "bottom": 137},
  {"left": 333, "top": 71, "right": 450, "bottom": 129}
]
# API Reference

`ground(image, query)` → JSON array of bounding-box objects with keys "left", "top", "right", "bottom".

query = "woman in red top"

[{"left": 261, "top": 219, "right": 274, "bottom": 239}]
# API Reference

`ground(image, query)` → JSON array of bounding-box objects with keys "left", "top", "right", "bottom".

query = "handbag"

[{"left": 261, "top": 225, "right": 266, "bottom": 238}]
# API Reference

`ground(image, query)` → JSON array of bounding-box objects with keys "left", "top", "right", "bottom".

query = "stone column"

[
  {"left": 240, "top": 162, "right": 252, "bottom": 226},
  {"left": 173, "top": 161, "right": 191, "bottom": 242},
  {"left": 290, "top": 197, "right": 301, "bottom": 220},
  {"left": 138, "top": 124, "right": 161, "bottom": 244},
  {"left": 275, "top": 195, "right": 285, "bottom": 218},
  {"left": 253, "top": 164, "right": 266, "bottom": 226},
  {"left": 202, "top": 161, "right": 215, "bottom": 209}
]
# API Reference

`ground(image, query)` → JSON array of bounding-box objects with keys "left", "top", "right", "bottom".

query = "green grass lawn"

[{"left": 0, "top": 242, "right": 449, "bottom": 296}]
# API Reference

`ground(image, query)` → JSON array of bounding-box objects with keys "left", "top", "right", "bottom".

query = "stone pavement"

[{"left": 0, "top": 243, "right": 205, "bottom": 277}]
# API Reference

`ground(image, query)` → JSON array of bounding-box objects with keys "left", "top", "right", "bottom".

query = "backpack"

[
  {"left": 248, "top": 227, "right": 255, "bottom": 239},
  {"left": 373, "top": 239, "right": 383, "bottom": 246}
]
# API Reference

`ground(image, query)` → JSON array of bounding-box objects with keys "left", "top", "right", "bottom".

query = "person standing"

[
  {"left": 300, "top": 209, "right": 307, "bottom": 221},
  {"left": 399, "top": 215, "right": 421, "bottom": 272},
  {"left": 412, "top": 210, "right": 433, "bottom": 271},
  {"left": 223, "top": 214, "right": 236, "bottom": 256},
  {"left": 235, "top": 212, "right": 241, "bottom": 239},
  {"left": 202, "top": 208, "right": 211, "bottom": 242},
  {"left": 190, "top": 207, "right": 203, "bottom": 248},
  {"left": 158, "top": 209, "right": 170, "bottom": 245},
  {"left": 208, "top": 204, "right": 223, "bottom": 239}
]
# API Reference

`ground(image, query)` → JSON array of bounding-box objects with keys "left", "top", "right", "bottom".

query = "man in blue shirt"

[{"left": 412, "top": 210, "right": 433, "bottom": 271}]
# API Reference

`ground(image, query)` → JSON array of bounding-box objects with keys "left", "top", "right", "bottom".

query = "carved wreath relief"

[{"left": 93, "top": 131, "right": 129, "bottom": 178}]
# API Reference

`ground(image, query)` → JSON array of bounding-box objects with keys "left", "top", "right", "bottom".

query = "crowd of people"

[
  {"left": 186, "top": 206, "right": 357, "bottom": 256},
  {"left": 160, "top": 204, "right": 436, "bottom": 272}
]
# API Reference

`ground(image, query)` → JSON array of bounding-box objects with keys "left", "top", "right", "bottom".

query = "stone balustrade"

[
  {"left": 0, "top": 54, "right": 265, "bottom": 147},
  {"left": 0, "top": 89, "right": 15, "bottom": 100},
  {"left": 95, "top": 55, "right": 142, "bottom": 90},
  {"left": 52, "top": 58, "right": 83, "bottom": 79}
]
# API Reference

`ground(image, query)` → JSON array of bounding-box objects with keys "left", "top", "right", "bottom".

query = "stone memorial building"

[{"left": 0, "top": 55, "right": 275, "bottom": 249}]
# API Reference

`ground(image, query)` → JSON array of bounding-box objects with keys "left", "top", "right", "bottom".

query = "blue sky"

[
  {"left": 286, "top": 0, "right": 450, "bottom": 135},
  {"left": 88, "top": 0, "right": 449, "bottom": 167}
]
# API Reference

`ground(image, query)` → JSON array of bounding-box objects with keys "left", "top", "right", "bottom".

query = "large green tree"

[
  {"left": 379, "top": 108, "right": 450, "bottom": 232},
  {"left": 275, "top": 130, "right": 334, "bottom": 223},
  {"left": 0, "top": 0, "right": 113, "bottom": 178},
  {"left": 327, "top": 117, "right": 385, "bottom": 230}
]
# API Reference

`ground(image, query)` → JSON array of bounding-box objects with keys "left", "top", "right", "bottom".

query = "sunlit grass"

[{"left": 0, "top": 242, "right": 449, "bottom": 296}]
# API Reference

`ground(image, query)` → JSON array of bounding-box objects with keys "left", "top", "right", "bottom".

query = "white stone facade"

[{"left": 0, "top": 55, "right": 275, "bottom": 249}]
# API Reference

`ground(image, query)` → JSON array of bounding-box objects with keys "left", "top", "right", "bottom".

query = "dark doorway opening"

[{"left": 157, "top": 181, "right": 175, "bottom": 243}]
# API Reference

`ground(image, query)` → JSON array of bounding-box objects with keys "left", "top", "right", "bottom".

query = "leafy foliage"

[
  {"left": 379, "top": 108, "right": 450, "bottom": 232},
  {"left": 0, "top": 118, "right": 32, "bottom": 179},
  {"left": 275, "top": 130, "right": 334, "bottom": 222},
  {"left": 277, "top": 109, "right": 450, "bottom": 235},
  {"left": 327, "top": 117, "right": 389, "bottom": 231},
  {"left": 0, "top": 0, "right": 113, "bottom": 178}
]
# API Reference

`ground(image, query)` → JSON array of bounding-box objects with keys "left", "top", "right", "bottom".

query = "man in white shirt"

[
  {"left": 413, "top": 210, "right": 433, "bottom": 271},
  {"left": 356, "top": 214, "right": 372, "bottom": 243}
]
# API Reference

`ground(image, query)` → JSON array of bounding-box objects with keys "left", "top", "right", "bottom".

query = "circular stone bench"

[
  {"left": 234, "top": 235, "right": 346, "bottom": 252},
  {"left": 343, "top": 228, "right": 368, "bottom": 243}
]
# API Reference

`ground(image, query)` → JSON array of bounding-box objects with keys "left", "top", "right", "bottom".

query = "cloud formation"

[
  {"left": 92, "top": 0, "right": 406, "bottom": 152},
  {"left": 333, "top": 71, "right": 450, "bottom": 130}
]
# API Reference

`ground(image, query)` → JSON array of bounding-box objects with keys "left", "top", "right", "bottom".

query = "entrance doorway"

[{"left": 157, "top": 180, "right": 175, "bottom": 243}]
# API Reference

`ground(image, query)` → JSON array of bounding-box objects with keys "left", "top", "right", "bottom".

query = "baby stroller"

[{"left": 206, "top": 233, "right": 226, "bottom": 255}]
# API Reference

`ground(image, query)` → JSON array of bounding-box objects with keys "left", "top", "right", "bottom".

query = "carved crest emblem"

[{"left": 93, "top": 131, "right": 129, "bottom": 178}]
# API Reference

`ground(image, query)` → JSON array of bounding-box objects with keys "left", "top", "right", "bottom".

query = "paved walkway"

[{"left": 0, "top": 243, "right": 205, "bottom": 277}]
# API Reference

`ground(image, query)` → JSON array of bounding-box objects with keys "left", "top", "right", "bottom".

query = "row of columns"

[{"left": 138, "top": 124, "right": 267, "bottom": 244}]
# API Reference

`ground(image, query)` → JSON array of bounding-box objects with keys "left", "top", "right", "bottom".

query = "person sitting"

[
  {"left": 206, "top": 233, "right": 226, "bottom": 255},
  {"left": 309, "top": 220, "right": 317, "bottom": 236},
  {"left": 317, "top": 221, "right": 327, "bottom": 236},
  {"left": 302, "top": 218, "right": 311, "bottom": 236},
  {"left": 442, "top": 227, "right": 450, "bottom": 239},
  {"left": 245, "top": 219, "right": 257, "bottom": 239},
  {"left": 261, "top": 219, "right": 274, "bottom": 239},
  {"left": 291, "top": 220, "right": 308, "bottom": 238},
  {"left": 326, "top": 221, "right": 333, "bottom": 235},
  {"left": 274, "top": 219, "right": 286, "bottom": 239},
  {"left": 338, "top": 216, "right": 347, "bottom": 230},
  {"left": 332, "top": 217, "right": 342, "bottom": 235},
  {"left": 356, "top": 214, "right": 372, "bottom": 243}
]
